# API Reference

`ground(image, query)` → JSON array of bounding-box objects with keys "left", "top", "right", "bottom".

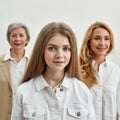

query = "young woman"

[
  {"left": 11, "top": 22, "right": 96, "bottom": 120},
  {"left": 79, "top": 21, "right": 120, "bottom": 120},
  {"left": 0, "top": 22, "right": 30, "bottom": 120}
]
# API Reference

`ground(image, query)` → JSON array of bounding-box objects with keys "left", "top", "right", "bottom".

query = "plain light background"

[{"left": 0, "top": 0, "right": 120, "bottom": 66}]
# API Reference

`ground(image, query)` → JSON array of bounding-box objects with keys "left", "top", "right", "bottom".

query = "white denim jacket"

[
  {"left": 91, "top": 59, "right": 120, "bottom": 120},
  {"left": 11, "top": 74, "right": 96, "bottom": 120}
]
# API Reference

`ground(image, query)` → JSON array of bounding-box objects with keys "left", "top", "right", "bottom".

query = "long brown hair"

[
  {"left": 22, "top": 22, "right": 80, "bottom": 83},
  {"left": 79, "top": 21, "right": 114, "bottom": 88}
]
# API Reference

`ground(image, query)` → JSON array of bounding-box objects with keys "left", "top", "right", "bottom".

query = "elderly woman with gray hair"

[{"left": 0, "top": 22, "right": 30, "bottom": 120}]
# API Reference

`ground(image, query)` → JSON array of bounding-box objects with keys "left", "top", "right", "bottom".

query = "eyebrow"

[
  {"left": 94, "top": 35, "right": 110, "bottom": 37},
  {"left": 47, "top": 43, "right": 70, "bottom": 47}
]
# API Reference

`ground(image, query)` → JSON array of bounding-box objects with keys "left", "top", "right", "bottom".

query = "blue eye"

[
  {"left": 63, "top": 47, "right": 70, "bottom": 51},
  {"left": 48, "top": 47, "right": 56, "bottom": 51}
]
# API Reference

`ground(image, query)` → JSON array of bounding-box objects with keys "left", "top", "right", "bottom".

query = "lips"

[
  {"left": 97, "top": 47, "right": 107, "bottom": 52},
  {"left": 54, "top": 61, "right": 64, "bottom": 63},
  {"left": 14, "top": 43, "right": 22, "bottom": 45},
  {"left": 53, "top": 61, "right": 64, "bottom": 66}
]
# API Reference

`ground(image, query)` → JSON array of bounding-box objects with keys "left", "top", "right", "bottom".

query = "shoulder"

[
  {"left": 15, "top": 75, "right": 42, "bottom": 98},
  {"left": 18, "top": 74, "right": 43, "bottom": 92},
  {"left": 64, "top": 74, "right": 89, "bottom": 92},
  {"left": 107, "top": 59, "right": 120, "bottom": 71},
  {"left": 17, "top": 78, "right": 34, "bottom": 93},
  {"left": 0, "top": 54, "right": 5, "bottom": 61},
  {"left": 68, "top": 77, "right": 92, "bottom": 100},
  {"left": 71, "top": 77, "right": 90, "bottom": 92}
]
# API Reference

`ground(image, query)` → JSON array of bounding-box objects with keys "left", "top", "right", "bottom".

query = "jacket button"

[
  {"left": 32, "top": 112, "right": 37, "bottom": 117},
  {"left": 76, "top": 112, "right": 81, "bottom": 117},
  {"left": 60, "top": 88, "right": 64, "bottom": 91}
]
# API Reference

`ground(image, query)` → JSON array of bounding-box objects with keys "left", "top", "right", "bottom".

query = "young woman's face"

[
  {"left": 90, "top": 27, "right": 110, "bottom": 58},
  {"left": 9, "top": 27, "right": 28, "bottom": 50},
  {"left": 44, "top": 33, "right": 71, "bottom": 72}
]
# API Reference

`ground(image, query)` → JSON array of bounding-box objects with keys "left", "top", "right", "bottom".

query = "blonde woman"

[{"left": 79, "top": 21, "right": 120, "bottom": 120}]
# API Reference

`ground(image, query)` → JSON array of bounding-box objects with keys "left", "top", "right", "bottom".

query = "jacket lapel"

[{"left": 1, "top": 60, "right": 12, "bottom": 91}]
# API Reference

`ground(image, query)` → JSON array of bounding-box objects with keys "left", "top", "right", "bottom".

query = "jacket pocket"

[
  {"left": 23, "top": 105, "right": 46, "bottom": 120},
  {"left": 66, "top": 104, "right": 88, "bottom": 120}
]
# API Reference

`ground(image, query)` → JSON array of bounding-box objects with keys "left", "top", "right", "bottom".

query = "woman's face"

[
  {"left": 9, "top": 27, "right": 28, "bottom": 50},
  {"left": 90, "top": 27, "right": 110, "bottom": 59},
  {"left": 44, "top": 33, "right": 71, "bottom": 72}
]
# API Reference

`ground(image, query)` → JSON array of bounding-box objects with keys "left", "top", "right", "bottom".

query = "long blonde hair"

[{"left": 79, "top": 21, "right": 114, "bottom": 88}]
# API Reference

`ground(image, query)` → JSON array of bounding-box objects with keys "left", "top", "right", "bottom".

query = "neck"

[
  {"left": 10, "top": 49, "right": 25, "bottom": 63},
  {"left": 93, "top": 55, "right": 105, "bottom": 65},
  {"left": 43, "top": 71, "right": 64, "bottom": 88},
  {"left": 93, "top": 56, "right": 106, "bottom": 71}
]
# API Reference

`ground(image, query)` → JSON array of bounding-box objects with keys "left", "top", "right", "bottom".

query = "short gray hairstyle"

[{"left": 6, "top": 22, "right": 30, "bottom": 46}]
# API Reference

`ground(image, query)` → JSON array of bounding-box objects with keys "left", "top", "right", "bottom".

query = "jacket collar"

[
  {"left": 91, "top": 58, "right": 110, "bottom": 68},
  {"left": 34, "top": 73, "right": 72, "bottom": 91},
  {"left": 3, "top": 49, "right": 30, "bottom": 61}
]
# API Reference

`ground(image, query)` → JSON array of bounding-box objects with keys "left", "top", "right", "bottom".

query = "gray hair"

[{"left": 6, "top": 22, "right": 30, "bottom": 46}]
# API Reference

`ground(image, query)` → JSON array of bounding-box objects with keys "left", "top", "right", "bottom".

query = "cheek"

[
  {"left": 9, "top": 40, "right": 14, "bottom": 46},
  {"left": 105, "top": 41, "right": 111, "bottom": 50},
  {"left": 90, "top": 42, "right": 95, "bottom": 51},
  {"left": 108, "top": 42, "right": 111, "bottom": 47},
  {"left": 23, "top": 38, "right": 28, "bottom": 43},
  {"left": 44, "top": 52, "right": 53, "bottom": 62},
  {"left": 66, "top": 52, "right": 71, "bottom": 61},
  {"left": 9, "top": 38, "right": 14, "bottom": 43}
]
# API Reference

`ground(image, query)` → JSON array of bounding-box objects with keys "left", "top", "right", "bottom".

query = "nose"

[
  {"left": 16, "top": 35, "right": 21, "bottom": 40},
  {"left": 99, "top": 39, "right": 105, "bottom": 45},
  {"left": 55, "top": 49, "right": 64, "bottom": 58}
]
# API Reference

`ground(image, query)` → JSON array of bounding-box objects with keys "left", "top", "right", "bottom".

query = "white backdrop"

[{"left": 0, "top": 0, "right": 120, "bottom": 66}]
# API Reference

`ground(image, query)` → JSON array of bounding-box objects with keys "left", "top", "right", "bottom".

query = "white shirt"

[
  {"left": 118, "top": 81, "right": 120, "bottom": 120},
  {"left": 91, "top": 59, "right": 120, "bottom": 120},
  {"left": 11, "top": 74, "right": 96, "bottom": 120},
  {"left": 4, "top": 50, "right": 29, "bottom": 102}
]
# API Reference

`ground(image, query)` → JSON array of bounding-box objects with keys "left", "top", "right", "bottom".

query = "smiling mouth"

[
  {"left": 14, "top": 43, "right": 21, "bottom": 45},
  {"left": 97, "top": 47, "right": 106, "bottom": 50}
]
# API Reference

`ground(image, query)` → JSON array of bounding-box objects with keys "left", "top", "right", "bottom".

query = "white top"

[
  {"left": 118, "top": 80, "right": 120, "bottom": 120},
  {"left": 91, "top": 59, "right": 120, "bottom": 120},
  {"left": 11, "top": 74, "right": 96, "bottom": 120},
  {"left": 3, "top": 50, "right": 29, "bottom": 101}
]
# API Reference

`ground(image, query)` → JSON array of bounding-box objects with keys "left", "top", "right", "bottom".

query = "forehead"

[
  {"left": 10, "top": 27, "right": 25, "bottom": 33},
  {"left": 47, "top": 33, "right": 70, "bottom": 45},
  {"left": 92, "top": 27, "right": 110, "bottom": 36}
]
